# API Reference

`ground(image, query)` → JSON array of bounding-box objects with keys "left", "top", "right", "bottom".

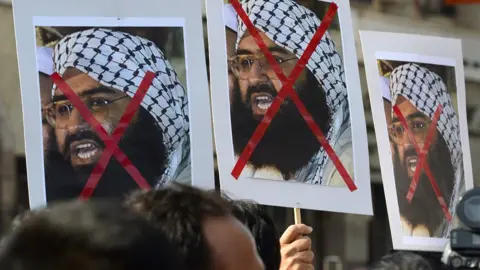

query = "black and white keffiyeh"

[
  {"left": 53, "top": 28, "right": 189, "bottom": 184},
  {"left": 236, "top": 0, "right": 350, "bottom": 184},
  {"left": 390, "top": 63, "right": 463, "bottom": 234}
]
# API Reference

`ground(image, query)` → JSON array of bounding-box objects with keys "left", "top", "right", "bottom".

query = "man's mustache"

[
  {"left": 403, "top": 145, "right": 418, "bottom": 158},
  {"left": 63, "top": 129, "right": 104, "bottom": 157},
  {"left": 246, "top": 81, "right": 278, "bottom": 102}
]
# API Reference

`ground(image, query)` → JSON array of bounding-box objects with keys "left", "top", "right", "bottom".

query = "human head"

[
  {"left": 124, "top": 184, "right": 264, "bottom": 270},
  {"left": 37, "top": 46, "right": 55, "bottom": 155},
  {"left": 48, "top": 28, "right": 189, "bottom": 194},
  {"left": 226, "top": 197, "right": 281, "bottom": 270},
  {"left": 389, "top": 63, "right": 461, "bottom": 234},
  {"left": 0, "top": 200, "right": 185, "bottom": 270},
  {"left": 370, "top": 251, "right": 433, "bottom": 270},
  {"left": 230, "top": 0, "right": 347, "bottom": 181}
]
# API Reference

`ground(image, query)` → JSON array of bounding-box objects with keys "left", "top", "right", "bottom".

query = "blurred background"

[{"left": 1, "top": 0, "right": 479, "bottom": 268}]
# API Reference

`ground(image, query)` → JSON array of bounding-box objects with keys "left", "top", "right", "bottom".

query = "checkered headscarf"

[
  {"left": 390, "top": 63, "right": 461, "bottom": 173},
  {"left": 53, "top": 28, "right": 189, "bottom": 184},
  {"left": 390, "top": 63, "right": 463, "bottom": 234},
  {"left": 236, "top": 0, "right": 350, "bottom": 184}
]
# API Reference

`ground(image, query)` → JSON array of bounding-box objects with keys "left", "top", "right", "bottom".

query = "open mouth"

[
  {"left": 250, "top": 92, "right": 274, "bottom": 114},
  {"left": 70, "top": 139, "right": 102, "bottom": 165},
  {"left": 406, "top": 156, "right": 418, "bottom": 174}
]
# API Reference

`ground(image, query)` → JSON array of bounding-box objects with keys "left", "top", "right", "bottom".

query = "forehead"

[
  {"left": 395, "top": 96, "right": 428, "bottom": 118},
  {"left": 238, "top": 31, "right": 276, "bottom": 51},
  {"left": 54, "top": 67, "right": 119, "bottom": 96}
]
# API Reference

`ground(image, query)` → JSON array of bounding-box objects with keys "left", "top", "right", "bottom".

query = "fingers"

[
  {"left": 280, "top": 250, "right": 315, "bottom": 270},
  {"left": 280, "top": 224, "right": 313, "bottom": 245},
  {"left": 281, "top": 236, "right": 312, "bottom": 257}
]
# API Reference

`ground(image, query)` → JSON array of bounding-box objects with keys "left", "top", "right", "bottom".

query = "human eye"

[
  {"left": 239, "top": 56, "right": 253, "bottom": 68},
  {"left": 56, "top": 103, "right": 71, "bottom": 116},
  {"left": 274, "top": 55, "right": 285, "bottom": 63},
  {"left": 411, "top": 120, "right": 428, "bottom": 130},
  {"left": 90, "top": 97, "right": 110, "bottom": 108}
]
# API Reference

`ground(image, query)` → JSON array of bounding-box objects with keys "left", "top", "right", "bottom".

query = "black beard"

[
  {"left": 45, "top": 107, "right": 167, "bottom": 201},
  {"left": 230, "top": 71, "right": 331, "bottom": 179},
  {"left": 393, "top": 132, "right": 455, "bottom": 235}
]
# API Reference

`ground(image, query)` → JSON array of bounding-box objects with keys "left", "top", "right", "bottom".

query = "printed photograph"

[
  {"left": 224, "top": 0, "right": 352, "bottom": 186},
  {"left": 378, "top": 59, "right": 465, "bottom": 238},
  {"left": 35, "top": 26, "right": 190, "bottom": 202}
]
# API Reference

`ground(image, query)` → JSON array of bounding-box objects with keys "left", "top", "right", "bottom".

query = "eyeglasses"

[
  {"left": 45, "top": 95, "right": 129, "bottom": 129},
  {"left": 228, "top": 54, "right": 297, "bottom": 80},
  {"left": 388, "top": 118, "right": 433, "bottom": 145}
]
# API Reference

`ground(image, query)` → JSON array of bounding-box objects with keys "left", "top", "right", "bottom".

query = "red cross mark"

[
  {"left": 392, "top": 104, "right": 451, "bottom": 221},
  {"left": 50, "top": 71, "right": 156, "bottom": 200},
  {"left": 230, "top": 0, "right": 356, "bottom": 191}
]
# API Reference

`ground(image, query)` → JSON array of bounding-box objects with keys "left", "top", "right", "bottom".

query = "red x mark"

[
  {"left": 50, "top": 71, "right": 156, "bottom": 200},
  {"left": 230, "top": 0, "right": 356, "bottom": 191},
  {"left": 392, "top": 104, "right": 451, "bottom": 221}
]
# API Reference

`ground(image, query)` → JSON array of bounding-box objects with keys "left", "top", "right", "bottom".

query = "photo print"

[
  {"left": 207, "top": 0, "right": 372, "bottom": 213},
  {"left": 225, "top": 0, "right": 349, "bottom": 186},
  {"left": 36, "top": 25, "right": 190, "bottom": 202},
  {"left": 360, "top": 31, "right": 474, "bottom": 251},
  {"left": 13, "top": 0, "right": 214, "bottom": 208},
  {"left": 380, "top": 59, "right": 463, "bottom": 238}
]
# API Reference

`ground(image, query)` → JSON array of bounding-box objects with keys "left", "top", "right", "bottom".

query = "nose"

[
  {"left": 401, "top": 129, "right": 413, "bottom": 146},
  {"left": 65, "top": 108, "right": 89, "bottom": 134},
  {"left": 247, "top": 60, "right": 269, "bottom": 85}
]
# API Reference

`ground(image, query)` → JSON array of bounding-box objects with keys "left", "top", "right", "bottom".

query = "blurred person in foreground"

[
  {"left": 370, "top": 251, "right": 438, "bottom": 270},
  {"left": 0, "top": 200, "right": 184, "bottom": 270},
  {"left": 224, "top": 195, "right": 315, "bottom": 270},
  {"left": 124, "top": 183, "right": 264, "bottom": 270}
]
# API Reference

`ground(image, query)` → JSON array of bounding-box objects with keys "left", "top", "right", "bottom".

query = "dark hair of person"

[
  {"left": 0, "top": 199, "right": 185, "bottom": 270},
  {"left": 222, "top": 193, "right": 281, "bottom": 270},
  {"left": 124, "top": 183, "right": 232, "bottom": 270},
  {"left": 370, "top": 251, "right": 433, "bottom": 270}
]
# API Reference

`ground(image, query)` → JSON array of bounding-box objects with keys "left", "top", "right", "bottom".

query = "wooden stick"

[{"left": 294, "top": 208, "right": 302, "bottom": 225}]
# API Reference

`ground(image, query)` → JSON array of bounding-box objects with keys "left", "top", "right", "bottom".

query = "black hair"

[
  {"left": 124, "top": 183, "right": 232, "bottom": 270},
  {"left": 0, "top": 199, "right": 185, "bottom": 270},
  {"left": 370, "top": 251, "right": 433, "bottom": 270}
]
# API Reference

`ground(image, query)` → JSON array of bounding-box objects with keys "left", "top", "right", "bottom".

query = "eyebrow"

[
  {"left": 236, "top": 45, "right": 291, "bottom": 56},
  {"left": 52, "top": 87, "right": 117, "bottom": 103},
  {"left": 392, "top": 112, "right": 429, "bottom": 124}
]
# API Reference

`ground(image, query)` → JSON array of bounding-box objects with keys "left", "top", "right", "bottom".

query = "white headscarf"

[
  {"left": 380, "top": 76, "right": 391, "bottom": 101},
  {"left": 37, "top": 46, "right": 54, "bottom": 75},
  {"left": 53, "top": 28, "right": 189, "bottom": 185},
  {"left": 390, "top": 63, "right": 463, "bottom": 235},
  {"left": 236, "top": 0, "right": 350, "bottom": 184},
  {"left": 224, "top": 4, "right": 238, "bottom": 32}
]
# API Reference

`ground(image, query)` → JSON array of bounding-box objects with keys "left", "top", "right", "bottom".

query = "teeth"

[
  {"left": 408, "top": 158, "right": 418, "bottom": 172},
  {"left": 255, "top": 96, "right": 271, "bottom": 101},
  {"left": 77, "top": 149, "right": 98, "bottom": 160},
  {"left": 77, "top": 143, "right": 94, "bottom": 149},
  {"left": 258, "top": 102, "right": 272, "bottom": 110}
]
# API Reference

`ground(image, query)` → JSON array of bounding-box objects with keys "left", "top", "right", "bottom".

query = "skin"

[
  {"left": 236, "top": 31, "right": 307, "bottom": 118},
  {"left": 391, "top": 96, "right": 437, "bottom": 179},
  {"left": 280, "top": 224, "right": 315, "bottom": 270},
  {"left": 53, "top": 68, "right": 134, "bottom": 169},
  {"left": 203, "top": 215, "right": 265, "bottom": 270},
  {"left": 226, "top": 28, "right": 237, "bottom": 105},
  {"left": 40, "top": 73, "right": 54, "bottom": 152}
]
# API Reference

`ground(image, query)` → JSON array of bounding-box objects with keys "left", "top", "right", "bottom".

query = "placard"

[
  {"left": 13, "top": 0, "right": 214, "bottom": 208},
  {"left": 360, "top": 31, "right": 474, "bottom": 251},
  {"left": 206, "top": 0, "right": 372, "bottom": 214}
]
